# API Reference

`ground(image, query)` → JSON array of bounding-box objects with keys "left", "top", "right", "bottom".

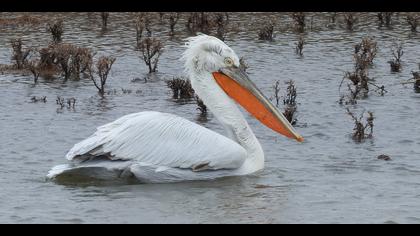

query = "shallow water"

[{"left": 0, "top": 12, "right": 420, "bottom": 223}]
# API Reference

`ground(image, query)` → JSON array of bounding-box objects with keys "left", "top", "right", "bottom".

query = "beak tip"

[{"left": 296, "top": 136, "right": 304, "bottom": 142}]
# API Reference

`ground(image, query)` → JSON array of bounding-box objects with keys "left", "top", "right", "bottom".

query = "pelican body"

[{"left": 48, "top": 35, "right": 303, "bottom": 183}]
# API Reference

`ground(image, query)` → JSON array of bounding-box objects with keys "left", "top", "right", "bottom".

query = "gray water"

[{"left": 0, "top": 12, "right": 420, "bottom": 224}]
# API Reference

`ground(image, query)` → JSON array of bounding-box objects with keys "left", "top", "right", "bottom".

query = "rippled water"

[{"left": 0, "top": 12, "right": 420, "bottom": 223}]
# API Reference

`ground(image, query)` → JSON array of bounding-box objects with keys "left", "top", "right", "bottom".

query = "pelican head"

[
  {"left": 182, "top": 34, "right": 303, "bottom": 142},
  {"left": 182, "top": 34, "right": 240, "bottom": 75}
]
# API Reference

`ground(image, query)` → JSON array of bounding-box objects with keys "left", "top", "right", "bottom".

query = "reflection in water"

[
  {"left": 195, "top": 114, "right": 210, "bottom": 124},
  {"left": 0, "top": 12, "right": 420, "bottom": 223},
  {"left": 96, "top": 97, "right": 112, "bottom": 112},
  {"left": 84, "top": 96, "right": 113, "bottom": 115}
]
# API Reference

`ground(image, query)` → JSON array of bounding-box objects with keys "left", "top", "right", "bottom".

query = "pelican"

[{"left": 47, "top": 34, "right": 303, "bottom": 183}]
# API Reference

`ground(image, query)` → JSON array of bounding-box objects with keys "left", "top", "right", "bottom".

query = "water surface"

[{"left": 0, "top": 12, "right": 420, "bottom": 223}]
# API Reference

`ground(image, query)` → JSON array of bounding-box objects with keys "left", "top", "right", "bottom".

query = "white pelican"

[{"left": 47, "top": 34, "right": 303, "bottom": 183}]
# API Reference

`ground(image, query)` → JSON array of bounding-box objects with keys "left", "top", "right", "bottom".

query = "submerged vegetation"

[
  {"left": 50, "top": 43, "right": 93, "bottom": 80},
  {"left": 414, "top": 71, "right": 420, "bottom": 92},
  {"left": 30, "top": 96, "right": 47, "bottom": 103},
  {"left": 101, "top": 12, "right": 109, "bottom": 30},
  {"left": 166, "top": 77, "right": 208, "bottom": 117},
  {"left": 0, "top": 14, "right": 42, "bottom": 26},
  {"left": 272, "top": 80, "right": 298, "bottom": 125},
  {"left": 411, "top": 66, "right": 420, "bottom": 92},
  {"left": 339, "top": 37, "right": 386, "bottom": 105},
  {"left": 135, "top": 13, "right": 149, "bottom": 45},
  {"left": 88, "top": 56, "right": 116, "bottom": 96},
  {"left": 168, "top": 12, "right": 180, "bottom": 36},
  {"left": 47, "top": 19, "right": 63, "bottom": 43},
  {"left": 346, "top": 108, "right": 374, "bottom": 142},
  {"left": 56, "top": 96, "right": 76, "bottom": 109},
  {"left": 377, "top": 12, "right": 393, "bottom": 27},
  {"left": 27, "top": 59, "right": 41, "bottom": 83},
  {"left": 291, "top": 12, "right": 305, "bottom": 33},
  {"left": 406, "top": 13, "right": 419, "bottom": 32},
  {"left": 135, "top": 16, "right": 163, "bottom": 74},
  {"left": 338, "top": 37, "right": 383, "bottom": 141},
  {"left": 138, "top": 37, "right": 163, "bottom": 73},
  {"left": 295, "top": 37, "right": 305, "bottom": 56},
  {"left": 214, "top": 12, "right": 229, "bottom": 41},
  {"left": 388, "top": 41, "right": 404, "bottom": 72},
  {"left": 186, "top": 12, "right": 210, "bottom": 34},
  {"left": 195, "top": 95, "right": 207, "bottom": 117},
  {"left": 343, "top": 13, "right": 358, "bottom": 31},
  {"left": 258, "top": 19, "right": 275, "bottom": 41},
  {"left": 10, "top": 38, "right": 31, "bottom": 69},
  {"left": 272, "top": 80, "right": 281, "bottom": 107},
  {"left": 166, "top": 77, "right": 194, "bottom": 99},
  {"left": 283, "top": 80, "right": 298, "bottom": 125}
]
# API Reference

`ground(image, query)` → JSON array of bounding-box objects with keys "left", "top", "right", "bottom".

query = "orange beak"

[{"left": 213, "top": 67, "right": 304, "bottom": 142}]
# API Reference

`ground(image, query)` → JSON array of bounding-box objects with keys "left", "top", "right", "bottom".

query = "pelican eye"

[{"left": 224, "top": 57, "right": 234, "bottom": 66}]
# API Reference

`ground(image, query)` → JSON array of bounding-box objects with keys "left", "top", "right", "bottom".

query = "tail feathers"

[{"left": 47, "top": 164, "right": 72, "bottom": 179}]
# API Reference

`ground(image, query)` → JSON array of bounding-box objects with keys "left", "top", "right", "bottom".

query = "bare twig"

[
  {"left": 138, "top": 37, "right": 163, "bottom": 73},
  {"left": 377, "top": 12, "right": 393, "bottom": 27},
  {"left": 166, "top": 77, "right": 194, "bottom": 99},
  {"left": 31, "top": 96, "right": 47, "bottom": 103},
  {"left": 295, "top": 36, "right": 305, "bottom": 56},
  {"left": 214, "top": 12, "right": 229, "bottom": 41},
  {"left": 47, "top": 19, "right": 63, "bottom": 43},
  {"left": 406, "top": 13, "right": 419, "bottom": 32},
  {"left": 258, "top": 20, "right": 275, "bottom": 41},
  {"left": 271, "top": 80, "right": 281, "bottom": 107},
  {"left": 27, "top": 59, "right": 41, "bottom": 83},
  {"left": 10, "top": 38, "right": 31, "bottom": 69},
  {"left": 168, "top": 12, "right": 180, "bottom": 36},
  {"left": 344, "top": 13, "right": 358, "bottom": 31},
  {"left": 186, "top": 12, "right": 211, "bottom": 34},
  {"left": 283, "top": 80, "right": 298, "bottom": 125},
  {"left": 346, "top": 108, "right": 374, "bottom": 142},
  {"left": 388, "top": 41, "right": 404, "bottom": 72},
  {"left": 101, "top": 12, "right": 109, "bottom": 29},
  {"left": 291, "top": 12, "right": 305, "bottom": 33},
  {"left": 87, "top": 56, "right": 116, "bottom": 95}
]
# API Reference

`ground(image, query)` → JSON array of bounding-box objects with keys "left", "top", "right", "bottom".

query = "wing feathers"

[{"left": 66, "top": 111, "right": 247, "bottom": 171}]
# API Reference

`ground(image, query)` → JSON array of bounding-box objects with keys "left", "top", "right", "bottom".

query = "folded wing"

[{"left": 66, "top": 111, "right": 247, "bottom": 171}]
